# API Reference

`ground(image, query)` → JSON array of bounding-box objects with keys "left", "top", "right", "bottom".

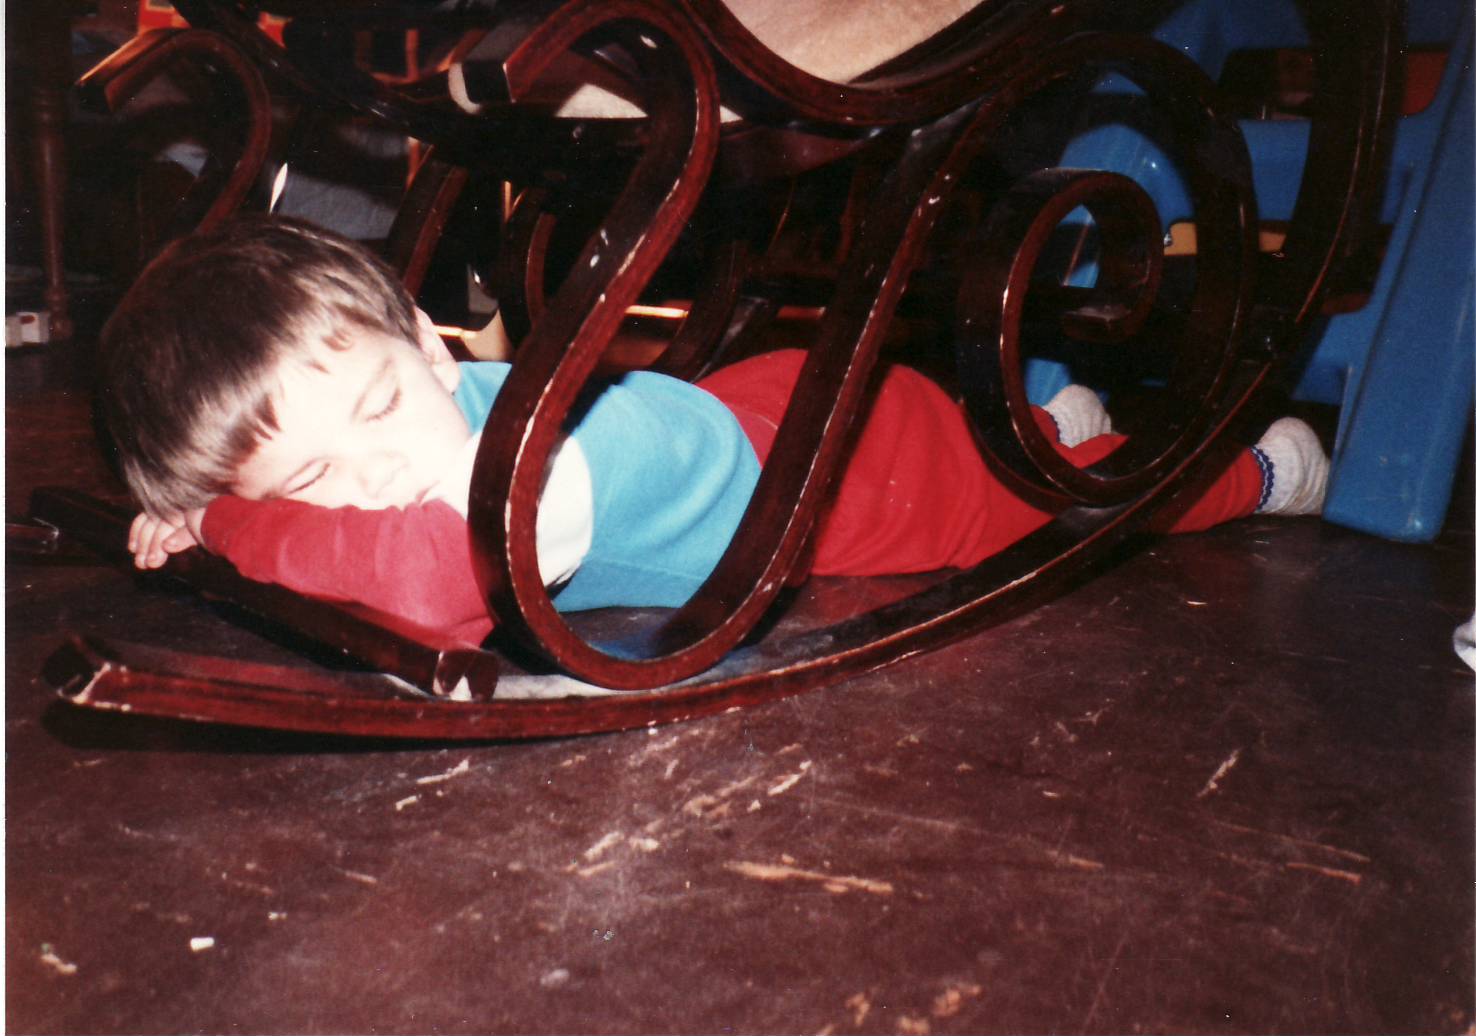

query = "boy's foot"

[
  {"left": 1043, "top": 384, "right": 1114, "bottom": 447},
  {"left": 1253, "top": 417, "right": 1330, "bottom": 515}
]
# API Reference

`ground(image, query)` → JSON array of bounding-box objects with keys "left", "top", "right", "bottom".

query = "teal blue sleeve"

[
  {"left": 453, "top": 361, "right": 761, "bottom": 612},
  {"left": 452, "top": 360, "right": 509, "bottom": 428}
]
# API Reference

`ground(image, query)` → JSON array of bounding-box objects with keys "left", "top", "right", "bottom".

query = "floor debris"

[{"left": 725, "top": 860, "right": 894, "bottom": 895}]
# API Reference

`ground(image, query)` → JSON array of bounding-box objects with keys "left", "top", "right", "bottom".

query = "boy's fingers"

[
  {"left": 163, "top": 526, "right": 196, "bottom": 552},
  {"left": 128, "top": 512, "right": 149, "bottom": 554},
  {"left": 136, "top": 525, "right": 158, "bottom": 568},
  {"left": 128, "top": 511, "right": 200, "bottom": 568},
  {"left": 138, "top": 519, "right": 170, "bottom": 569},
  {"left": 130, "top": 516, "right": 158, "bottom": 568},
  {"left": 148, "top": 524, "right": 176, "bottom": 566}
]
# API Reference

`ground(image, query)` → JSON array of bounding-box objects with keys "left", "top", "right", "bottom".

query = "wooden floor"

[{"left": 6, "top": 338, "right": 1473, "bottom": 1034}]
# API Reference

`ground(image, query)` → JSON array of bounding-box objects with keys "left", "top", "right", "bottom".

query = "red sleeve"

[{"left": 200, "top": 496, "right": 495, "bottom": 642}]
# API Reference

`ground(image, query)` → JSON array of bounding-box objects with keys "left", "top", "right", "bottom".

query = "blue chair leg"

[{"left": 1322, "top": 52, "right": 1475, "bottom": 542}]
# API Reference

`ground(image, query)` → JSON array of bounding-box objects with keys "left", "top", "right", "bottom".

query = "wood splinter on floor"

[
  {"left": 1043, "top": 849, "right": 1105, "bottom": 871},
  {"left": 39, "top": 944, "right": 78, "bottom": 976},
  {"left": 932, "top": 983, "right": 984, "bottom": 1018},
  {"left": 415, "top": 758, "right": 471, "bottom": 786},
  {"left": 1197, "top": 747, "right": 1243, "bottom": 798},
  {"left": 768, "top": 761, "right": 812, "bottom": 796},
  {"left": 1284, "top": 861, "right": 1364, "bottom": 885},
  {"left": 582, "top": 831, "right": 624, "bottom": 862},
  {"left": 724, "top": 860, "right": 894, "bottom": 895}
]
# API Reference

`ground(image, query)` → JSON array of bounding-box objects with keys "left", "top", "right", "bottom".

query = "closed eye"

[
  {"left": 367, "top": 385, "right": 401, "bottom": 422},
  {"left": 286, "top": 463, "right": 329, "bottom": 497}
]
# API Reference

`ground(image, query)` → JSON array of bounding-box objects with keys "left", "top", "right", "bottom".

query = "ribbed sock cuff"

[{"left": 1251, "top": 445, "right": 1274, "bottom": 512}]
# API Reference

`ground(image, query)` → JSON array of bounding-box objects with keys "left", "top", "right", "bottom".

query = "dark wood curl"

[
  {"left": 384, "top": 152, "right": 472, "bottom": 299},
  {"left": 75, "top": 28, "right": 274, "bottom": 241},
  {"left": 466, "top": 0, "right": 732, "bottom": 688},
  {"left": 954, "top": 32, "right": 1257, "bottom": 508},
  {"left": 485, "top": 185, "right": 554, "bottom": 347}
]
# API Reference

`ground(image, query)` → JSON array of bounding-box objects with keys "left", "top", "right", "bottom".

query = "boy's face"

[{"left": 232, "top": 312, "right": 472, "bottom": 510}]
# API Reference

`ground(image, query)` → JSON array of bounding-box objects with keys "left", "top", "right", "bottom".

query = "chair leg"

[{"left": 20, "top": 5, "right": 75, "bottom": 342}]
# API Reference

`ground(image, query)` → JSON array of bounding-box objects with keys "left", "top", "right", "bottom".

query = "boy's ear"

[{"left": 414, "top": 308, "right": 461, "bottom": 393}]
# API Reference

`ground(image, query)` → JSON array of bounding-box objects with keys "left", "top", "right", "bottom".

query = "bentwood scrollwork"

[
  {"left": 34, "top": 0, "right": 1406, "bottom": 737},
  {"left": 953, "top": 32, "right": 1257, "bottom": 507}
]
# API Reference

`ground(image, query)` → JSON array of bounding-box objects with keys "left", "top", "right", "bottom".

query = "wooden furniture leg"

[{"left": 14, "top": 4, "right": 78, "bottom": 342}]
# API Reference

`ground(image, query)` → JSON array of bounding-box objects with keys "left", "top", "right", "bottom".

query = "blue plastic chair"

[{"left": 1024, "top": 0, "right": 1473, "bottom": 541}]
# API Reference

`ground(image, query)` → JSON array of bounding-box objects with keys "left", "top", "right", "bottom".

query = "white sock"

[
  {"left": 1253, "top": 417, "right": 1329, "bottom": 515},
  {"left": 1042, "top": 384, "right": 1114, "bottom": 447},
  {"left": 1454, "top": 613, "right": 1476, "bottom": 672}
]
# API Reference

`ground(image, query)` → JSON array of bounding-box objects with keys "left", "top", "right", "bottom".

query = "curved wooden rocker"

[{"left": 39, "top": 0, "right": 1403, "bottom": 738}]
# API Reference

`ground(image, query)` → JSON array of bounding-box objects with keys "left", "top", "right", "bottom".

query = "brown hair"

[{"left": 97, "top": 215, "right": 420, "bottom": 514}]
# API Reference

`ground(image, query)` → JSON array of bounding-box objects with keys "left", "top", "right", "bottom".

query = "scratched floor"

[{"left": 6, "top": 338, "right": 1474, "bottom": 1035}]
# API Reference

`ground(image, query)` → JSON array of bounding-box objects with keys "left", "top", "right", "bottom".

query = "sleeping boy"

[{"left": 101, "top": 216, "right": 1329, "bottom": 644}]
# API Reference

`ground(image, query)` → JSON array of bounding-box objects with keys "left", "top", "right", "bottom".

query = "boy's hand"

[{"left": 128, "top": 508, "right": 206, "bottom": 569}]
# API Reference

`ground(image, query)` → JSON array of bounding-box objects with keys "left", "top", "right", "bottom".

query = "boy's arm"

[
  {"left": 199, "top": 496, "right": 494, "bottom": 638},
  {"left": 154, "top": 426, "right": 590, "bottom": 640}
]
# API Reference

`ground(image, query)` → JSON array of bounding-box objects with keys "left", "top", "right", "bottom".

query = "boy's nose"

[{"left": 359, "top": 452, "right": 405, "bottom": 499}]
